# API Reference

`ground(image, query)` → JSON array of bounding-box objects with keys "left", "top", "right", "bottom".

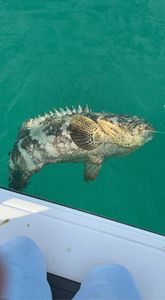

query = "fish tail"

[{"left": 9, "top": 168, "right": 31, "bottom": 191}]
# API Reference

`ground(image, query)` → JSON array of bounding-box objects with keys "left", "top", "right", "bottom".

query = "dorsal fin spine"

[
  {"left": 78, "top": 105, "right": 82, "bottom": 113},
  {"left": 38, "top": 105, "right": 91, "bottom": 119}
]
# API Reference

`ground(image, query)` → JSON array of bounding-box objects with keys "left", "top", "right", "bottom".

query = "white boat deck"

[{"left": 0, "top": 188, "right": 165, "bottom": 300}]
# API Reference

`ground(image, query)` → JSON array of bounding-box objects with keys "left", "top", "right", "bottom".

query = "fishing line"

[{"left": 151, "top": 130, "right": 165, "bottom": 134}]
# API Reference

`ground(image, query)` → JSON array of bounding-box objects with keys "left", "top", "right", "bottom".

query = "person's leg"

[
  {"left": 73, "top": 264, "right": 142, "bottom": 300},
  {"left": 0, "top": 236, "right": 52, "bottom": 300}
]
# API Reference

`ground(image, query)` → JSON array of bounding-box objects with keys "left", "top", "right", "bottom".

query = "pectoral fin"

[
  {"left": 69, "top": 115, "right": 105, "bottom": 150},
  {"left": 84, "top": 156, "right": 103, "bottom": 181}
]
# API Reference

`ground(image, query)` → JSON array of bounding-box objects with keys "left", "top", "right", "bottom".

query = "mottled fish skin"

[{"left": 9, "top": 105, "right": 153, "bottom": 190}]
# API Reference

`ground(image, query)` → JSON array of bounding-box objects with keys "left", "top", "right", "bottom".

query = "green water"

[{"left": 0, "top": 1, "right": 165, "bottom": 234}]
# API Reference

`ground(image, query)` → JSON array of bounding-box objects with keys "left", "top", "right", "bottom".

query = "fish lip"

[
  {"left": 147, "top": 124, "right": 154, "bottom": 135},
  {"left": 147, "top": 132, "right": 153, "bottom": 142},
  {"left": 143, "top": 126, "right": 154, "bottom": 142}
]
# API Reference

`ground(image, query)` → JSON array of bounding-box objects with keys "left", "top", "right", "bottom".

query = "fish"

[{"left": 9, "top": 105, "right": 153, "bottom": 191}]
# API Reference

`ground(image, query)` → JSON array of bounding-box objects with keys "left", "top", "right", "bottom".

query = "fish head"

[{"left": 97, "top": 113, "right": 153, "bottom": 150}]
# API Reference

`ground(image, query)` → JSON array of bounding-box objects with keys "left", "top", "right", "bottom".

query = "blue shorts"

[{"left": 73, "top": 264, "right": 142, "bottom": 300}]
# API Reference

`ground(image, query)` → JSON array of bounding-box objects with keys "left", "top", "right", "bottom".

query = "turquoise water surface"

[{"left": 0, "top": 1, "right": 165, "bottom": 234}]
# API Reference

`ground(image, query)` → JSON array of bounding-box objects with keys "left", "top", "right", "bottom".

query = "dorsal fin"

[
  {"left": 52, "top": 105, "right": 91, "bottom": 117},
  {"left": 25, "top": 105, "right": 92, "bottom": 129}
]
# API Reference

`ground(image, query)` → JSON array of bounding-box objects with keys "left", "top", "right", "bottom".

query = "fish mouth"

[
  {"left": 146, "top": 131, "right": 153, "bottom": 142},
  {"left": 142, "top": 124, "right": 154, "bottom": 142}
]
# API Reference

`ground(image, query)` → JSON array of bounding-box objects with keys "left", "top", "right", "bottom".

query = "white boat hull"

[{"left": 0, "top": 188, "right": 165, "bottom": 300}]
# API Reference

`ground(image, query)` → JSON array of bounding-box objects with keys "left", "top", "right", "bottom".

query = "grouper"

[{"left": 9, "top": 105, "right": 153, "bottom": 190}]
